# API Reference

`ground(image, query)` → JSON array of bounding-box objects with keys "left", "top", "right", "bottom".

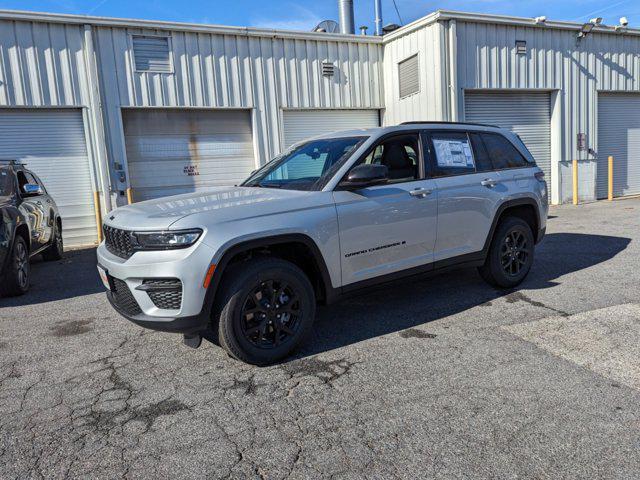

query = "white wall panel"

[
  {"left": 0, "top": 20, "right": 89, "bottom": 107},
  {"left": 93, "top": 25, "right": 384, "bottom": 190}
]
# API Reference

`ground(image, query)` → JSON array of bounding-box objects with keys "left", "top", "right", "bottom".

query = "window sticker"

[{"left": 433, "top": 138, "right": 475, "bottom": 168}]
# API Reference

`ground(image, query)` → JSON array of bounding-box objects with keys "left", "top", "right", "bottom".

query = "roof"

[
  {"left": 1, "top": 8, "right": 637, "bottom": 45},
  {"left": 383, "top": 9, "right": 640, "bottom": 42},
  {"left": 0, "top": 9, "right": 381, "bottom": 43}
]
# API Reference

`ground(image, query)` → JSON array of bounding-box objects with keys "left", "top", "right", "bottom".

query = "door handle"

[
  {"left": 409, "top": 188, "right": 432, "bottom": 198},
  {"left": 480, "top": 179, "right": 498, "bottom": 188}
]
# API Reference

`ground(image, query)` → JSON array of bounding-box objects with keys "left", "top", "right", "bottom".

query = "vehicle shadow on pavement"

[
  {"left": 0, "top": 248, "right": 101, "bottom": 307},
  {"left": 293, "top": 232, "right": 631, "bottom": 360}
]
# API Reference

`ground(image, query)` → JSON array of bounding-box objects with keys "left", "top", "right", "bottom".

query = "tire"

[
  {"left": 215, "top": 257, "right": 316, "bottom": 366},
  {"left": 478, "top": 216, "right": 535, "bottom": 289},
  {"left": 0, "top": 235, "right": 30, "bottom": 297},
  {"left": 42, "top": 220, "right": 63, "bottom": 261}
]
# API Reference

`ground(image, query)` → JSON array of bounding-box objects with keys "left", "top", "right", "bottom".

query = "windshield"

[
  {"left": 0, "top": 168, "right": 13, "bottom": 197},
  {"left": 242, "top": 136, "right": 366, "bottom": 190}
]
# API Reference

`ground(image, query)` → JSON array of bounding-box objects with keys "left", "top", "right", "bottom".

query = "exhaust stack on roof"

[
  {"left": 374, "top": 0, "right": 382, "bottom": 35},
  {"left": 338, "top": 0, "right": 355, "bottom": 34}
]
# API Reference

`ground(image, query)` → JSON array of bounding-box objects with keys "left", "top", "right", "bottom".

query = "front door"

[{"left": 333, "top": 133, "right": 438, "bottom": 286}]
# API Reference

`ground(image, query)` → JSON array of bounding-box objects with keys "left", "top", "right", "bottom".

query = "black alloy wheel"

[
  {"left": 0, "top": 235, "right": 30, "bottom": 297},
  {"left": 15, "top": 239, "right": 29, "bottom": 290},
  {"left": 478, "top": 216, "right": 535, "bottom": 288},
  {"left": 500, "top": 229, "right": 530, "bottom": 277},
  {"left": 216, "top": 257, "right": 316, "bottom": 365},
  {"left": 240, "top": 279, "right": 302, "bottom": 349}
]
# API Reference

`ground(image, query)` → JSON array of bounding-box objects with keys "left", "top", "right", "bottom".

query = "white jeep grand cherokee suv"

[{"left": 97, "top": 122, "right": 547, "bottom": 365}]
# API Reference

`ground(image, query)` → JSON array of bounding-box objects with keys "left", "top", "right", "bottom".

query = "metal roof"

[{"left": 2, "top": 8, "right": 639, "bottom": 44}]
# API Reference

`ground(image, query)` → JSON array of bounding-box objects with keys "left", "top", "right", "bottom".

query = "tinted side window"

[
  {"left": 359, "top": 134, "right": 420, "bottom": 183},
  {"left": 469, "top": 133, "right": 493, "bottom": 172},
  {"left": 430, "top": 132, "right": 476, "bottom": 177},
  {"left": 481, "top": 133, "right": 529, "bottom": 169}
]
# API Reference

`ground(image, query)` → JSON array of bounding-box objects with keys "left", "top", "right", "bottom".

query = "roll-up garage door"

[
  {"left": 0, "top": 108, "right": 97, "bottom": 247},
  {"left": 465, "top": 92, "right": 551, "bottom": 184},
  {"left": 597, "top": 93, "right": 640, "bottom": 198},
  {"left": 282, "top": 109, "right": 380, "bottom": 149},
  {"left": 123, "top": 109, "right": 255, "bottom": 202}
]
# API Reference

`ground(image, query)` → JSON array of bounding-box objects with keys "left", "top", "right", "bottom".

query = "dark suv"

[{"left": 0, "top": 161, "right": 63, "bottom": 296}]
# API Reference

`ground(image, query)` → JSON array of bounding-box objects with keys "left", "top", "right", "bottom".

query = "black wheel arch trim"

[
  {"left": 203, "top": 233, "right": 337, "bottom": 320},
  {"left": 482, "top": 197, "right": 543, "bottom": 253}
]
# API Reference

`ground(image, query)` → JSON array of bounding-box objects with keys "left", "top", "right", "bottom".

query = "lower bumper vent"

[
  {"left": 138, "top": 279, "right": 182, "bottom": 310},
  {"left": 110, "top": 277, "right": 142, "bottom": 316}
]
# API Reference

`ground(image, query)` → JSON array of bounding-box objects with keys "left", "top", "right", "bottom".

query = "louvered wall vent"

[
  {"left": 132, "top": 35, "right": 172, "bottom": 73},
  {"left": 516, "top": 40, "right": 527, "bottom": 55},
  {"left": 398, "top": 54, "right": 419, "bottom": 98},
  {"left": 321, "top": 61, "right": 335, "bottom": 77}
]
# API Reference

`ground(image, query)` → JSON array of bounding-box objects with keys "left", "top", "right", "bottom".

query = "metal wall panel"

[
  {"left": 122, "top": 108, "right": 254, "bottom": 201},
  {"left": 0, "top": 108, "right": 97, "bottom": 246},
  {"left": 454, "top": 20, "right": 640, "bottom": 201},
  {"left": 93, "top": 26, "right": 384, "bottom": 192},
  {"left": 282, "top": 109, "right": 380, "bottom": 148},
  {"left": 597, "top": 93, "right": 640, "bottom": 198},
  {"left": 0, "top": 20, "right": 88, "bottom": 107},
  {"left": 382, "top": 22, "right": 447, "bottom": 126},
  {"left": 464, "top": 91, "right": 551, "bottom": 182}
]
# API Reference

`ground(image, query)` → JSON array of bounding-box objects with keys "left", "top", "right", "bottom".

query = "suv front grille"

[
  {"left": 110, "top": 277, "right": 141, "bottom": 316},
  {"left": 140, "top": 279, "right": 182, "bottom": 310},
  {"left": 104, "top": 225, "right": 135, "bottom": 259}
]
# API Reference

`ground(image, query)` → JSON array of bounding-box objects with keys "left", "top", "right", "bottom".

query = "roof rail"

[{"left": 400, "top": 121, "right": 500, "bottom": 128}]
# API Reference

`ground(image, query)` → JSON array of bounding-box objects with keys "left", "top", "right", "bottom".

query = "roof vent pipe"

[
  {"left": 374, "top": 0, "right": 382, "bottom": 35},
  {"left": 338, "top": 0, "right": 355, "bottom": 34}
]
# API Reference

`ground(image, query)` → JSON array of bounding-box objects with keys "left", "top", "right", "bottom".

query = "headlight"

[{"left": 133, "top": 229, "right": 202, "bottom": 250}]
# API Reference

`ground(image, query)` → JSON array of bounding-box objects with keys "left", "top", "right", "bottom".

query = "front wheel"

[
  {"left": 478, "top": 216, "right": 535, "bottom": 289},
  {"left": 215, "top": 257, "right": 316, "bottom": 365},
  {"left": 0, "top": 236, "right": 30, "bottom": 297}
]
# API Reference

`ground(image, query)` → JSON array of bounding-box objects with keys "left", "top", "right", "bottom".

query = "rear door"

[
  {"left": 426, "top": 130, "right": 503, "bottom": 262},
  {"left": 334, "top": 132, "right": 438, "bottom": 286}
]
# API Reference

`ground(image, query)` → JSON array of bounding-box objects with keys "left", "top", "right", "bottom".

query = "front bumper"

[
  {"left": 96, "top": 239, "right": 217, "bottom": 334},
  {"left": 106, "top": 290, "right": 209, "bottom": 333}
]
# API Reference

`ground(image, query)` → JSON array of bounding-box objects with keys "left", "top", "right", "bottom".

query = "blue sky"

[{"left": 0, "top": 0, "right": 639, "bottom": 32}]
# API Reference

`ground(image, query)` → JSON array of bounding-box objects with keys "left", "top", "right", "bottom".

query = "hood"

[{"left": 105, "top": 186, "right": 328, "bottom": 230}]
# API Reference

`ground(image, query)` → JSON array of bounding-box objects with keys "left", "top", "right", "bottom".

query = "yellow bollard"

[
  {"left": 93, "top": 191, "right": 103, "bottom": 243},
  {"left": 126, "top": 187, "right": 134, "bottom": 204},
  {"left": 572, "top": 159, "right": 578, "bottom": 205},
  {"left": 608, "top": 155, "right": 614, "bottom": 201}
]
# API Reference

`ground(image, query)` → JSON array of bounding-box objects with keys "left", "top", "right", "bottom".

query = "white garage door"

[
  {"left": 597, "top": 93, "right": 640, "bottom": 198},
  {"left": 282, "top": 109, "right": 380, "bottom": 148},
  {"left": 0, "top": 108, "right": 97, "bottom": 247},
  {"left": 123, "top": 109, "right": 255, "bottom": 202},
  {"left": 465, "top": 92, "right": 551, "bottom": 184}
]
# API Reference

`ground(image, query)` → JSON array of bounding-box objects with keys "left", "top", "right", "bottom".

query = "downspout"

[
  {"left": 82, "top": 24, "right": 112, "bottom": 239},
  {"left": 447, "top": 19, "right": 459, "bottom": 121}
]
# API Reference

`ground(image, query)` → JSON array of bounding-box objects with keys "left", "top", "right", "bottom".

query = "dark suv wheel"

[
  {"left": 42, "top": 220, "right": 63, "bottom": 261},
  {"left": 478, "top": 216, "right": 535, "bottom": 288},
  {"left": 215, "top": 257, "right": 316, "bottom": 365},
  {"left": 0, "top": 235, "right": 30, "bottom": 297}
]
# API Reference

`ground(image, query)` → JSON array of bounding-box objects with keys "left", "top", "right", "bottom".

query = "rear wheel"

[
  {"left": 215, "top": 257, "right": 316, "bottom": 365},
  {"left": 0, "top": 236, "right": 30, "bottom": 297},
  {"left": 478, "top": 216, "right": 535, "bottom": 288},
  {"left": 42, "top": 220, "right": 63, "bottom": 261}
]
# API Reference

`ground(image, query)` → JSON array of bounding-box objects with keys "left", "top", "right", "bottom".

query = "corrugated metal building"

[{"left": 1, "top": 9, "right": 639, "bottom": 245}]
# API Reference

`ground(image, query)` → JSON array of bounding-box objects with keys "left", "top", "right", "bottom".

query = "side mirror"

[
  {"left": 341, "top": 164, "right": 389, "bottom": 189},
  {"left": 22, "top": 183, "right": 43, "bottom": 196}
]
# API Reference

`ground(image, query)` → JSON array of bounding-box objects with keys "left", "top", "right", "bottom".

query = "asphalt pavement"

[{"left": 1, "top": 198, "right": 640, "bottom": 479}]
